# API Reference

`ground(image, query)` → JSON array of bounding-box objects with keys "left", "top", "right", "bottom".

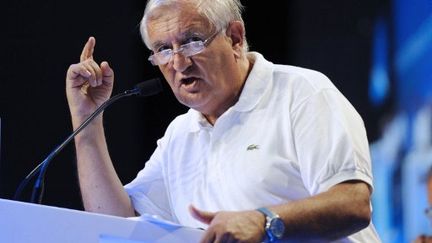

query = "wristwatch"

[{"left": 256, "top": 207, "right": 285, "bottom": 242}]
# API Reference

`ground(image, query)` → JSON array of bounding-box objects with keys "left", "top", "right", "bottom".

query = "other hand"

[{"left": 190, "top": 205, "right": 266, "bottom": 243}]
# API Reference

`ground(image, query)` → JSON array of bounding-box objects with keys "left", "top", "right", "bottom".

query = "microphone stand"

[{"left": 14, "top": 79, "right": 162, "bottom": 203}]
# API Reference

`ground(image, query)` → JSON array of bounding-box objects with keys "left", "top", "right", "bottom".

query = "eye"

[
  {"left": 184, "top": 36, "right": 204, "bottom": 44},
  {"left": 155, "top": 45, "right": 171, "bottom": 53}
]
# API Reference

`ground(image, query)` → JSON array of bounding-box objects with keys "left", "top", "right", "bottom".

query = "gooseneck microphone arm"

[{"left": 13, "top": 78, "right": 162, "bottom": 203}]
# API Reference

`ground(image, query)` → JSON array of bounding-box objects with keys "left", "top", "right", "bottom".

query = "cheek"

[
  {"left": 159, "top": 67, "right": 175, "bottom": 85},
  {"left": 200, "top": 50, "right": 235, "bottom": 79}
]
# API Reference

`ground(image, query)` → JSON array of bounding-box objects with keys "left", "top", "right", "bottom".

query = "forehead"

[{"left": 146, "top": 4, "right": 211, "bottom": 46}]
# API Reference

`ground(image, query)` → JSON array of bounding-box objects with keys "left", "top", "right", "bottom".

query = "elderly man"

[{"left": 66, "top": 0, "right": 381, "bottom": 242}]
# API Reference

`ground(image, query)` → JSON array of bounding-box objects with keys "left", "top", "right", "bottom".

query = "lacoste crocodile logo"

[{"left": 247, "top": 144, "right": 259, "bottom": 151}]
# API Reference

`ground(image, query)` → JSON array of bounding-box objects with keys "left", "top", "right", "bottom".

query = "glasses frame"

[{"left": 148, "top": 30, "right": 221, "bottom": 66}]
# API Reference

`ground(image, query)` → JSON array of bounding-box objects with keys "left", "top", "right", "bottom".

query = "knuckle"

[{"left": 82, "top": 59, "right": 94, "bottom": 65}]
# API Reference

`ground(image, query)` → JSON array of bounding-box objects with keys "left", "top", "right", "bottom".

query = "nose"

[{"left": 171, "top": 50, "right": 192, "bottom": 72}]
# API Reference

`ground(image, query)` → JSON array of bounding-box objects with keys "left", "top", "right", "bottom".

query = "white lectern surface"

[{"left": 0, "top": 198, "right": 203, "bottom": 243}]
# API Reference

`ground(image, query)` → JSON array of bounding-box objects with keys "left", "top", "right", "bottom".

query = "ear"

[{"left": 226, "top": 21, "right": 245, "bottom": 58}]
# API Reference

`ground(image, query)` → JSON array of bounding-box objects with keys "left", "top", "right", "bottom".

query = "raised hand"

[{"left": 66, "top": 37, "right": 114, "bottom": 127}]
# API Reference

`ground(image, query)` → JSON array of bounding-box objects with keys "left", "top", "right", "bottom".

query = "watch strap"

[{"left": 257, "top": 207, "right": 278, "bottom": 219}]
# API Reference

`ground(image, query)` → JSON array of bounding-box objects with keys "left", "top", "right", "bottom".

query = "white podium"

[{"left": 0, "top": 198, "right": 203, "bottom": 243}]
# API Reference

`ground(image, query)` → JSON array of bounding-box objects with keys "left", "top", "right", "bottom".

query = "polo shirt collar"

[
  {"left": 188, "top": 109, "right": 212, "bottom": 132},
  {"left": 231, "top": 52, "right": 273, "bottom": 112},
  {"left": 187, "top": 52, "right": 273, "bottom": 132}
]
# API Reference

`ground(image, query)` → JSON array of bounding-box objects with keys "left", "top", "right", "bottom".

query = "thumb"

[{"left": 189, "top": 205, "right": 216, "bottom": 225}]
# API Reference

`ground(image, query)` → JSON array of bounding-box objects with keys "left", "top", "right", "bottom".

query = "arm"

[
  {"left": 191, "top": 180, "right": 371, "bottom": 242},
  {"left": 66, "top": 37, "right": 134, "bottom": 217},
  {"left": 272, "top": 180, "right": 371, "bottom": 240}
]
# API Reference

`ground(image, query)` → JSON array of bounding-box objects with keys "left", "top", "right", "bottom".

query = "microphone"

[{"left": 13, "top": 78, "right": 162, "bottom": 204}]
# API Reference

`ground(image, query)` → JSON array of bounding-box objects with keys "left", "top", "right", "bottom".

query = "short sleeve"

[
  {"left": 124, "top": 135, "right": 175, "bottom": 222},
  {"left": 292, "top": 88, "right": 374, "bottom": 195}
]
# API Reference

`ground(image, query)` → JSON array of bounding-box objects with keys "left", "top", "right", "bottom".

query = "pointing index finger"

[{"left": 80, "top": 36, "right": 96, "bottom": 62}]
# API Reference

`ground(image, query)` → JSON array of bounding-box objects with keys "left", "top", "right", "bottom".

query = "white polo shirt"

[{"left": 125, "top": 52, "right": 380, "bottom": 242}]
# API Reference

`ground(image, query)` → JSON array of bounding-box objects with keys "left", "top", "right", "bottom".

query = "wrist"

[
  {"left": 72, "top": 118, "right": 105, "bottom": 142},
  {"left": 256, "top": 207, "right": 285, "bottom": 242},
  {"left": 71, "top": 109, "right": 104, "bottom": 126}
]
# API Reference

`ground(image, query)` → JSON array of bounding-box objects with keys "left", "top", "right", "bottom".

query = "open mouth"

[{"left": 181, "top": 77, "right": 196, "bottom": 85}]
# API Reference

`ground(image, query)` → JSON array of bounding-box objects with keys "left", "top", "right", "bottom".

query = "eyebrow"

[{"left": 150, "top": 40, "right": 166, "bottom": 50}]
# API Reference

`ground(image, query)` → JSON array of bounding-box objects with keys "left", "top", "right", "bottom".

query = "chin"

[{"left": 177, "top": 94, "right": 208, "bottom": 109}]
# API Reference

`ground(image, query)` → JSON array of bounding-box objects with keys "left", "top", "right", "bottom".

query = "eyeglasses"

[{"left": 148, "top": 30, "right": 220, "bottom": 66}]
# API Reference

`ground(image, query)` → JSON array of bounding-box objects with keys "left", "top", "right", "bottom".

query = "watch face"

[{"left": 269, "top": 218, "right": 285, "bottom": 239}]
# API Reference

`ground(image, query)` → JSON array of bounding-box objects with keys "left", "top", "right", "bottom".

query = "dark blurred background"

[{"left": 2, "top": 1, "right": 431, "bottom": 242}]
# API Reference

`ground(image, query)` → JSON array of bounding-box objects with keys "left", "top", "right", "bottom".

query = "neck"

[{"left": 203, "top": 54, "right": 253, "bottom": 125}]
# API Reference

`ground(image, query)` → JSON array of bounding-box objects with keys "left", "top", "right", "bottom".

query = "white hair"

[{"left": 140, "top": 0, "right": 249, "bottom": 52}]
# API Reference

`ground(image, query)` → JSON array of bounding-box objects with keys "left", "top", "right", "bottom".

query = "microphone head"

[{"left": 133, "top": 78, "right": 163, "bottom": 97}]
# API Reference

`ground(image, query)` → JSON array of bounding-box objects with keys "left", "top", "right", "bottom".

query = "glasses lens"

[
  {"left": 149, "top": 49, "right": 172, "bottom": 66},
  {"left": 182, "top": 41, "right": 205, "bottom": 57},
  {"left": 147, "top": 32, "right": 217, "bottom": 66}
]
